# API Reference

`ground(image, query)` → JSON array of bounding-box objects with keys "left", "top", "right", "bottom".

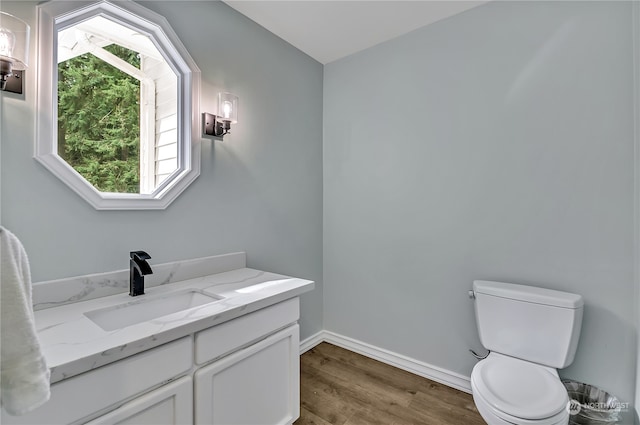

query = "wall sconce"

[
  {"left": 0, "top": 12, "right": 29, "bottom": 94},
  {"left": 202, "top": 92, "right": 239, "bottom": 139}
]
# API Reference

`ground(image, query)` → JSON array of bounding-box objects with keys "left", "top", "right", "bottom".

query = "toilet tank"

[{"left": 473, "top": 280, "right": 584, "bottom": 369}]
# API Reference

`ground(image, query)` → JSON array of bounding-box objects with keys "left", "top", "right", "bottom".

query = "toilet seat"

[
  {"left": 471, "top": 354, "right": 569, "bottom": 424},
  {"left": 472, "top": 384, "right": 569, "bottom": 425}
]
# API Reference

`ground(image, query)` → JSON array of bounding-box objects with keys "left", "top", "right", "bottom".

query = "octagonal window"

[{"left": 36, "top": 0, "right": 201, "bottom": 209}]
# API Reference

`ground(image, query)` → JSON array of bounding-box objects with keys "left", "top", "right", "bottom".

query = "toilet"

[{"left": 470, "top": 280, "right": 584, "bottom": 425}]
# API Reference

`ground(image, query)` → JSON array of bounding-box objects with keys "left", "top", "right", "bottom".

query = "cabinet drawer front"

[
  {"left": 195, "top": 297, "right": 299, "bottom": 364},
  {"left": 85, "top": 376, "right": 193, "bottom": 425},
  {"left": 1, "top": 337, "right": 192, "bottom": 425},
  {"left": 194, "top": 325, "right": 300, "bottom": 425}
]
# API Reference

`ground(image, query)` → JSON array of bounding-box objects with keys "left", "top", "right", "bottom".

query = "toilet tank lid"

[{"left": 473, "top": 280, "right": 584, "bottom": 309}]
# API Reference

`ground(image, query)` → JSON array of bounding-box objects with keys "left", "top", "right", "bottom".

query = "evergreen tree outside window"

[{"left": 58, "top": 44, "right": 142, "bottom": 193}]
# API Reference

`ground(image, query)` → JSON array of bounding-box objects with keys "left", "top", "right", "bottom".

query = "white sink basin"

[{"left": 85, "top": 289, "right": 223, "bottom": 331}]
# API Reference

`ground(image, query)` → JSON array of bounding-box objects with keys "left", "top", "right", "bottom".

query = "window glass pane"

[{"left": 56, "top": 16, "right": 178, "bottom": 195}]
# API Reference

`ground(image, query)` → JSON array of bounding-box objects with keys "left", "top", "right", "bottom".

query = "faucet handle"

[{"left": 130, "top": 251, "right": 151, "bottom": 261}]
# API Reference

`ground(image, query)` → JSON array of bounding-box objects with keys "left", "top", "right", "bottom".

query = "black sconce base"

[
  {"left": 202, "top": 112, "right": 231, "bottom": 139},
  {"left": 3, "top": 71, "right": 23, "bottom": 94}
]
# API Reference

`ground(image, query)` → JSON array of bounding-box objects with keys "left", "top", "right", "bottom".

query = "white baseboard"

[
  {"left": 299, "top": 331, "right": 325, "bottom": 354},
  {"left": 299, "top": 330, "right": 472, "bottom": 394}
]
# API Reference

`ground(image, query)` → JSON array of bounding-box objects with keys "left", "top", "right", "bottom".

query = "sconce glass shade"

[
  {"left": 218, "top": 92, "right": 239, "bottom": 123},
  {"left": 0, "top": 12, "right": 30, "bottom": 70}
]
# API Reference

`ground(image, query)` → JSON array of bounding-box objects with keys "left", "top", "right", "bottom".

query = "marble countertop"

[{"left": 34, "top": 267, "right": 314, "bottom": 384}]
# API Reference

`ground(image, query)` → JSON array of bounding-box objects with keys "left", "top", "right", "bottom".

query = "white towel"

[{"left": 0, "top": 227, "right": 50, "bottom": 416}]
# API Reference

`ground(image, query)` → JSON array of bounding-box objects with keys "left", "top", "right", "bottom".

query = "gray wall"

[
  {"left": 636, "top": 285, "right": 639, "bottom": 422},
  {"left": 635, "top": 7, "right": 640, "bottom": 422},
  {"left": 0, "top": 1, "right": 324, "bottom": 340},
  {"left": 323, "top": 1, "right": 636, "bottom": 420}
]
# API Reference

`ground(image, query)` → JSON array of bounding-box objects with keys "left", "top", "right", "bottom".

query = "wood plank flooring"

[{"left": 294, "top": 342, "right": 486, "bottom": 425}]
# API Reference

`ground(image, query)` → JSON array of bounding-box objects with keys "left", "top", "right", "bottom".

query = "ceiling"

[{"left": 223, "top": 1, "right": 487, "bottom": 64}]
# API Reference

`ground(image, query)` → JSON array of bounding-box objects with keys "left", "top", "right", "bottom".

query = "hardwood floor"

[{"left": 294, "top": 342, "right": 486, "bottom": 425}]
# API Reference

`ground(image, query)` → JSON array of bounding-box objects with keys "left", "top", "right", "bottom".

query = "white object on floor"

[{"left": 0, "top": 227, "right": 50, "bottom": 416}]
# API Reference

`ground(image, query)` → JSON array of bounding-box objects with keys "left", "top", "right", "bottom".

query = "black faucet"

[{"left": 130, "top": 251, "right": 153, "bottom": 296}]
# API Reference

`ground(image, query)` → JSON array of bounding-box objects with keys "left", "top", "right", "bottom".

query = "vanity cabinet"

[
  {"left": 1, "top": 298, "right": 301, "bottom": 425},
  {"left": 194, "top": 325, "right": 299, "bottom": 425},
  {"left": 193, "top": 297, "right": 300, "bottom": 425}
]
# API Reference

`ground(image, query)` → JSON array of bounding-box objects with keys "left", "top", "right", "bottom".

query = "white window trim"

[{"left": 35, "top": 0, "right": 201, "bottom": 210}]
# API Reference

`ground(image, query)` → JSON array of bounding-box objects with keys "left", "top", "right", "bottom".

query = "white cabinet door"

[
  {"left": 86, "top": 377, "right": 193, "bottom": 425},
  {"left": 194, "top": 325, "right": 299, "bottom": 425}
]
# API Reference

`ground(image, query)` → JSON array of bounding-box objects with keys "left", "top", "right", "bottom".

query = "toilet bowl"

[
  {"left": 470, "top": 281, "right": 584, "bottom": 425},
  {"left": 470, "top": 353, "right": 569, "bottom": 425}
]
